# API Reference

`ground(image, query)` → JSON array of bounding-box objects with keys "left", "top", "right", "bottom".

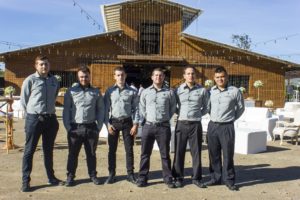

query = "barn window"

[
  {"left": 228, "top": 75, "right": 249, "bottom": 90},
  {"left": 139, "top": 23, "right": 160, "bottom": 54},
  {"left": 52, "top": 71, "right": 77, "bottom": 88}
]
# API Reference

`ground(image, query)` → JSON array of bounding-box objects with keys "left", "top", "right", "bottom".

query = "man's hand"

[
  {"left": 130, "top": 124, "right": 138, "bottom": 136},
  {"left": 108, "top": 125, "right": 116, "bottom": 135}
]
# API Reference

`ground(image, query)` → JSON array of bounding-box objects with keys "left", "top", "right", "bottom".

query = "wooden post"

[{"left": 1, "top": 95, "right": 19, "bottom": 153}]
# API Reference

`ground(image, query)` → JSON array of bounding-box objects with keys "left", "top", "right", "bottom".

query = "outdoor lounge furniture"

[
  {"left": 234, "top": 129, "right": 267, "bottom": 154},
  {"left": 272, "top": 109, "right": 300, "bottom": 145},
  {"left": 235, "top": 107, "right": 278, "bottom": 141},
  {"left": 276, "top": 102, "right": 300, "bottom": 120}
]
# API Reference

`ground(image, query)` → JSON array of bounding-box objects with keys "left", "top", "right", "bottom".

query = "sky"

[{"left": 0, "top": 0, "right": 299, "bottom": 70}]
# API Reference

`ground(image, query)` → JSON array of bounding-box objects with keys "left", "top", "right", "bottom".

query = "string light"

[
  {"left": 0, "top": 41, "right": 30, "bottom": 50},
  {"left": 253, "top": 33, "right": 300, "bottom": 47}
]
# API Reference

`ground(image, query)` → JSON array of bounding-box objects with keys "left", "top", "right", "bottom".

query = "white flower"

[
  {"left": 253, "top": 80, "right": 263, "bottom": 88},
  {"left": 54, "top": 75, "right": 62, "bottom": 82},
  {"left": 239, "top": 87, "right": 246, "bottom": 93},
  {"left": 265, "top": 100, "right": 274, "bottom": 107},
  {"left": 4, "top": 86, "right": 16, "bottom": 95},
  {"left": 72, "top": 82, "right": 79, "bottom": 87},
  {"left": 204, "top": 79, "right": 214, "bottom": 87}
]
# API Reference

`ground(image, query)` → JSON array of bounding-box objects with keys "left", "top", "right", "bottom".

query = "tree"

[{"left": 231, "top": 34, "right": 252, "bottom": 50}]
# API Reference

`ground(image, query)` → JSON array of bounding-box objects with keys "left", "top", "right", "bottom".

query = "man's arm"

[
  {"left": 235, "top": 90, "right": 245, "bottom": 120},
  {"left": 96, "top": 90, "right": 105, "bottom": 131},
  {"left": 20, "top": 77, "right": 31, "bottom": 112},
  {"left": 201, "top": 89, "right": 210, "bottom": 116},
  {"left": 62, "top": 89, "right": 72, "bottom": 132},
  {"left": 169, "top": 90, "right": 177, "bottom": 118}
]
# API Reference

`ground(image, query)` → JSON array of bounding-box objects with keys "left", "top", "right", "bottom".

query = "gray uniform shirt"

[
  {"left": 139, "top": 85, "right": 176, "bottom": 123},
  {"left": 104, "top": 84, "right": 139, "bottom": 125},
  {"left": 63, "top": 84, "right": 104, "bottom": 132},
  {"left": 176, "top": 83, "right": 209, "bottom": 121},
  {"left": 20, "top": 72, "right": 59, "bottom": 114},
  {"left": 209, "top": 85, "right": 245, "bottom": 122}
]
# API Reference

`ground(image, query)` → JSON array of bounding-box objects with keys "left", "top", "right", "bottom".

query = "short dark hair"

[
  {"left": 77, "top": 66, "right": 90, "bottom": 74},
  {"left": 114, "top": 66, "right": 126, "bottom": 74},
  {"left": 152, "top": 68, "right": 165, "bottom": 76},
  {"left": 214, "top": 66, "right": 227, "bottom": 75},
  {"left": 35, "top": 55, "right": 48, "bottom": 63},
  {"left": 183, "top": 66, "right": 196, "bottom": 74}
]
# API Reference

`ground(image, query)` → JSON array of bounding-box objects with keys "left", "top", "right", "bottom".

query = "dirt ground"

[{"left": 0, "top": 116, "right": 299, "bottom": 200}]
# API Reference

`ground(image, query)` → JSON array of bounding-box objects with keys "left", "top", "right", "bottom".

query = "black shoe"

[
  {"left": 192, "top": 180, "right": 207, "bottom": 188},
  {"left": 91, "top": 177, "right": 101, "bottom": 185},
  {"left": 226, "top": 184, "right": 239, "bottom": 191},
  {"left": 21, "top": 182, "right": 31, "bottom": 192},
  {"left": 105, "top": 173, "right": 115, "bottom": 184},
  {"left": 203, "top": 179, "right": 221, "bottom": 187},
  {"left": 65, "top": 176, "right": 75, "bottom": 187},
  {"left": 165, "top": 180, "right": 176, "bottom": 189},
  {"left": 174, "top": 179, "right": 183, "bottom": 188},
  {"left": 127, "top": 174, "right": 137, "bottom": 184},
  {"left": 136, "top": 179, "right": 147, "bottom": 187},
  {"left": 48, "top": 177, "right": 64, "bottom": 186}
]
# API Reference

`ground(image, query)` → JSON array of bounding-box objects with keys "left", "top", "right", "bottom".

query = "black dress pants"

[
  {"left": 67, "top": 123, "right": 99, "bottom": 178},
  {"left": 22, "top": 114, "right": 59, "bottom": 183},
  {"left": 138, "top": 124, "right": 173, "bottom": 183},
  {"left": 207, "top": 121, "right": 235, "bottom": 185},
  {"left": 172, "top": 121, "right": 203, "bottom": 181},
  {"left": 108, "top": 119, "right": 134, "bottom": 175}
]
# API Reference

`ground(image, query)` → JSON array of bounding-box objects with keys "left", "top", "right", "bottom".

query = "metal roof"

[{"left": 101, "top": 0, "right": 202, "bottom": 32}]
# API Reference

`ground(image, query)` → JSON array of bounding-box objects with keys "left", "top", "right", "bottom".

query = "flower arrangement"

[
  {"left": 72, "top": 82, "right": 79, "bottom": 87},
  {"left": 253, "top": 80, "right": 264, "bottom": 100},
  {"left": 54, "top": 75, "right": 62, "bottom": 82},
  {"left": 58, "top": 87, "right": 68, "bottom": 96},
  {"left": 239, "top": 87, "right": 246, "bottom": 94},
  {"left": 4, "top": 86, "right": 16, "bottom": 96},
  {"left": 253, "top": 80, "right": 263, "bottom": 88},
  {"left": 204, "top": 79, "right": 214, "bottom": 88},
  {"left": 264, "top": 100, "right": 274, "bottom": 107}
]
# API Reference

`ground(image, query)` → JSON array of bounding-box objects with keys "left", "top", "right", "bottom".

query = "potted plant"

[
  {"left": 54, "top": 75, "right": 62, "bottom": 82},
  {"left": 253, "top": 80, "right": 263, "bottom": 100},
  {"left": 264, "top": 100, "right": 274, "bottom": 113}
]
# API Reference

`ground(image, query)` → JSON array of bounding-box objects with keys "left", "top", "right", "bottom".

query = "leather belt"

[
  {"left": 111, "top": 117, "right": 132, "bottom": 123},
  {"left": 211, "top": 121, "right": 233, "bottom": 125},
  {"left": 178, "top": 120, "right": 201, "bottom": 125},
  {"left": 145, "top": 121, "right": 170, "bottom": 127}
]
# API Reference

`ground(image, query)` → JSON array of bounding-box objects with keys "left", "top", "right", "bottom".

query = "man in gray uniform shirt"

[
  {"left": 104, "top": 67, "right": 139, "bottom": 184},
  {"left": 63, "top": 66, "right": 104, "bottom": 186},
  {"left": 172, "top": 66, "right": 209, "bottom": 188},
  {"left": 136, "top": 68, "right": 177, "bottom": 188},
  {"left": 21, "top": 55, "right": 62, "bottom": 192},
  {"left": 204, "top": 66, "right": 245, "bottom": 191}
]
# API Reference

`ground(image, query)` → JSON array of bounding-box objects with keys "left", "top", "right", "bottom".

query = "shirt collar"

[
  {"left": 34, "top": 71, "right": 51, "bottom": 78},
  {"left": 113, "top": 83, "right": 129, "bottom": 90},
  {"left": 182, "top": 82, "right": 200, "bottom": 89}
]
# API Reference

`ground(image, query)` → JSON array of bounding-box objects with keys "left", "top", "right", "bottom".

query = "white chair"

[
  {"left": 276, "top": 102, "right": 300, "bottom": 120},
  {"left": 272, "top": 109, "right": 300, "bottom": 145},
  {"left": 235, "top": 107, "right": 278, "bottom": 141}
]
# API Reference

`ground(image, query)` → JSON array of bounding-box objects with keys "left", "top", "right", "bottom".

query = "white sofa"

[
  {"left": 235, "top": 107, "right": 278, "bottom": 141},
  {"left": 235, "top": 129, "right": 267, "bottom": 154},
  {"left": 276, "top": 102, "right": 300, "bottom": 119}
]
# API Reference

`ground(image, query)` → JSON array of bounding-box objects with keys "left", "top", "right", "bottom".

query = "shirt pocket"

[
  {"left": 189, "top": 91, "right": 202, "bottom": 102},
  {"left": 219, "top": 95, "right": 233, "bottom": 109},
  {"left": 156, "top": 92, "right": 169, "bottom": 106}
]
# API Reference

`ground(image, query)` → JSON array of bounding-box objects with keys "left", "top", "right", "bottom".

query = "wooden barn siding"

[
  {"left": 90, "top": 63, "right": 121, "bottom": 93},
  {"left": 120, "top": 2, "right": 182, "bottom": 56},
  {"left": 169, "top": 39, "right": 286, "bottom": 107},
  {"left": 4, "top": 35, "right": 121, "bottom": 94}
]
